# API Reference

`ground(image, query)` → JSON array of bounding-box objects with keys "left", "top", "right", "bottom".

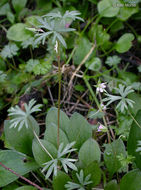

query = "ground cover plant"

[{"left": 0, "top": 0, "right": 141, "bottom": 189}]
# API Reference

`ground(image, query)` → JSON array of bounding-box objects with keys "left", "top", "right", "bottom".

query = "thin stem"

[
  {"left": 30, "top": 46, "right": 33, "bottom": 59},
  {"left": 83, "top": 76, "right": 111, "bottom": 143},
  {"left": 0, "top": 162, "right": 43, "bottom": 190},
  {"left": 66, "top": 47, "right": 76, "bottom": 65},
  {"left": 11, "top": 57, "right": 16, "bottom": 69},
  {"left": 33, "top": 130, "right": 54, "bottom": 159},
  {"left": 105, "top": 18, "right": 118, "bottom": 33},
  {"left": 126, "top": 22, "right": 138, "bottom": 38},
  {"left": 57, "top": 42, "right": 61, "bottom": 148},
  {"left": 28, "top": 118, "right": 54, "bottom": 160},
  {"left": 128, "top": 111, "right": 141, "bottom": 129}
]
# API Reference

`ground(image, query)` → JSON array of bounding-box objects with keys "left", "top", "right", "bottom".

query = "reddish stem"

[{"left": 0, "top": 162, "right": 43, "bottom": 190}]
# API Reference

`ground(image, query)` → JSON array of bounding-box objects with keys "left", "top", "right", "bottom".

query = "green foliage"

[
  {"left": 15, "top": 186, "right": 36, "bottom": 190},
  {"left": 67, "top": 112, "right": 92, "bottom": 149},
  {"left": 73, "top": 36, "right": 92, "bottom": 65},
  {"left": 78, "top": 138, "right": 101, "bottom": 166},
  {"left": 32, "top": 139, "right": 57, "bottom": 165},
  {"left": 103, "top": 84, "right": 134, "bottom": 112},
  {"left": 8, "top": 99, "right": 42, "bottom": 131},
  {"left": 115, "top": 33, "right": 135, "bottom": 53},
  {"left": 65, "top": 170, "right": 92, "bottom": 190},
  {"left": 104, "top": 139, "right": 126, "bottom": 176},
  {"left": 105, "top": 55, "right": 121, "bottom": 67},
  {"left": 136, "top": 140, "right": 141, "bottom": 155},
  {"left": 98, "top": 0, "right": 120, "bottom": 17},
  {"left": 42, "top": 142, "right": 77, "bottom": 179},
  {"left": 4, "top": 120, "right": 39, "bottom": 156},
  {"left": 0, "top": 0, "right": 141, "bottom": 189},
  {"left": 127, "top": 110, "right": 141, "bottom": 169},
  {"left": 104, "top": 180, "right": 119, "bottom": 190},
  {"left": 0, "top": 150, "right": 38, "bottom": 187},
  {"left": 12, "top": 0, "right": 27, "bottom": 14},
  {"left": 115, "top": 113, "right": 133, "bottom": 139},
  {"left": 89, "top": 24, "right": 110, "bottom": 49},
  {"left": 25, "top": 58, "right": 52, "bottom": 75},
  {"left": 120, "top": 169, "right": 141, "bottom": 190},
  {"left": 0, "top": 71, "right": 7, "bottom": 83},
  {"left": 7, "top": 23, "right": 32, "bottom": 42},
  {"left": 0, "top": 43, "right": 19, "bottom": 59},
  {"left": 85, "top": 57, "right": 101, "bottom": 71},
  {"left": 32, "top": 10, "right": 83, "bottom": 48},
  {"left": 84, "top": 161, "right": 101, "bottom": 187},
  {"left": 44, "top": 123, "right": 69, "bottom": 148},
  {"left": 53, "top": 171, "right": 71, "bottom": 190},
  {"left": 45, "top": 107, "right": 70, "bottom": 135}
]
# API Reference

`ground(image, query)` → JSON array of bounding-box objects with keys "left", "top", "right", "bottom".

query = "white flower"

[
  {"left": 54, "top": 40, "right": 58, "bottom": 53},
  {"left": 100, "top": 103, "right": 106, "bottom": 110},
  {"left": 96, "top": 83, "right": 106, "bottom": 93}
]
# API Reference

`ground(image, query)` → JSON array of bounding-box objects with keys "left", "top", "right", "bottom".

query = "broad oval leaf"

[
  {"left": 73, "top": 36, "right": 92, "bottom": 65},
  {"left": 45, "top": 107, "right": 70, "bottom": 136},
  {"left": 104, "top": 180, "right": 119, "bottom": 190},
  {"left": 0, "top": 150, "right": 38, "bottom": 187},
  {"left": 98, "top": 0, "right": 120, "bottom": 17},
  {"left": 53, "top": 171, "right": 71, "bottom": 190},
  {"left": 85, "top": 57, "right": 101, "bottom": 71},
  {"left": 44, "top": 123, "right": 69, "bottom": 148},
  {"left": 84, "top": 161, "right": 101, "bottom": 188},
  {"left": 120, "top": 169, "right": 141, "bottom": 190},
  {"left": 115, "top": 33, "right": 134, "bottom": 53},
  {"left": 12, "top": 0, "right": 27, "bottom": 13},
  {"left": 7, "top": 23, "right": 32, "bottom": 42},
  {"left": 32, "top": 139, "right": 57, "bottom": 166},
  {"left": 117, "top": 6, "right": 138, "bottom": 21},
  {"left": 127, "top": 110, "right": 141, "bottom": 169},
  {"left": 4, "top": 119, "right": 39, "bottom": 156},
  {"left": 88, "top": 24, "right": 110, "bottom": 49},
  {"left": 79, "top": 138, "right": 101, "bottom": 166},
  {"left": 67, "top": 112, "right": 92, "bottom": 149},
  {"left": 104, "top": 139, "right": 126, "bottom": 176}
]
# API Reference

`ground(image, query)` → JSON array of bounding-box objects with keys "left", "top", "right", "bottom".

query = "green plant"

[
  {"left": 0, "top": 99, "right": 101, "bottom": 189},
  {"left": 136, "top": 141, "right": 141, "bottom": 155},
  {"left": 30, "top": 10, "right": 83, "bottom": 48},
  {"left": 42, "top": 142, "right": 77, "bottom": 179},
  {"left": 0, "top": 0, "right": 141, "bottom": 189},
  {"left": 0, "top": 43, "right": 19, "bottom": 59},
  {"left": 8, "top": 99, "right": 42, "bottom": 130},
  {"left": 103, "top": 84, "right": 135, "bottom": 112},
  {"left": 65, "top": 170, "right": 92, "bottom": 190}
]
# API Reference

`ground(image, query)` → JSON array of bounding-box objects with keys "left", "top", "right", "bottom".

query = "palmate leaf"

[
  {"left": 21, "top": 37, "right": 40, "bottom": 49},
  {"left": 35, "top": 31, "right": 53, "bottom": 45},
  {"left": 63, "top": 11, "right": 84, "bottom": 21},
  {"left": 65, "top": 170, "right": 92, "bottom": 190},
  {"left": 31, "top": 10, "right": 84, "bottom": 48},
  {"left": 53, "top": 32, "right": 67, "bottom": 48},
  {"left": 136, "top": 141, "right": 141, "bottom": 155},
  {"left": 0, "top": 71, "right": 7, "bottom": 83},
  {"left": 43, "top": 10, "right": 84, "bottom": 22},
  {"left": 105, "top": 55, "right": 121, "bottom": 66},
  {"left": 42, "top": 142, "right": 77, "bottom": 179},
  {"left": 8, "top": 99, "right": 42, "bottom": 131},
  {"left": 103, "top": 84, "right": 135, "bottom": 112},
  {"left": 0, "top": 43, "right": 19, "bottom": 59}
]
